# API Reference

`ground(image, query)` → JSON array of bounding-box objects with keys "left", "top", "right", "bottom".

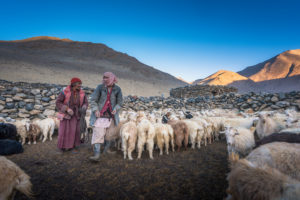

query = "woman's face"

[{"left": 72, "top": 82, "right": 82, "bottom": 91}]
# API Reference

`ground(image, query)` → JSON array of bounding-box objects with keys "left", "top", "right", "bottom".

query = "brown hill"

[
  {"left": 194, "top": 50, "right": 300, "bottom": 93},
  {"left": 238, "top": 49, "right": 300, "bottom": 82},
  {"left": 195, "top": 70, "right": 249, "bottom": 85},
  {"left": 0, "top": 36, "right": 186, "bottom": 96}
]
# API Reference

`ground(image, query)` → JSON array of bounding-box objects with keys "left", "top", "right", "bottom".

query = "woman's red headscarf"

[{"left": 102, "top": 72, "right": 117, "bottom": 87}]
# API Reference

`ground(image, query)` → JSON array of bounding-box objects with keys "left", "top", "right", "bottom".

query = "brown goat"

[
  {"left": 168, "top": 120, "right": 189, "bottom": 151},
  {"left": 26, "top": 123, "right": 42, "bottom": 145}
]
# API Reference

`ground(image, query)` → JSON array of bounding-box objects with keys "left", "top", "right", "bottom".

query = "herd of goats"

[{"left": 0, "top": 107, "right": 300, "bottom": 200}]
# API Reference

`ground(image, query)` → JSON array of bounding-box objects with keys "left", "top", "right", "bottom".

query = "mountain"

[
  {"left": 0, "top": 36, "right": 186, "bottom": 96},
  {"left": 238, "top": 49, "right": 300, "bottom": 82},
  {"left": 194, "top": 50, "right": 300, "bottom": 93},
  {"left": 195, "top": 70, "right": 249, "bottom": 85}
]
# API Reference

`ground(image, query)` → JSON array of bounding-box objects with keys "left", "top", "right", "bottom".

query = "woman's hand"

[
  {"left": 111, "top": 110, "right": 116, "bottom": 115},
  {"left": 67, "top": 108, "right": 74, "bottom": 116}
]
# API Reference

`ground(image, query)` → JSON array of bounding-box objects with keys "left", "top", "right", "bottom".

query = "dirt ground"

[{"left": 7, "top": 133, "right": 229, "bottom": 200}]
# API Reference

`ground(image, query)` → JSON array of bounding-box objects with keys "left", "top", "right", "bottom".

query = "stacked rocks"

[
  {"left": 1, "top": 79, "right": 300, "bottom": 121},
  {"left": 122, "top": 91, "right": 300, "bottom": 113},
  {"left": 170, "top": 85, "right": 237, "bottom": 98}
]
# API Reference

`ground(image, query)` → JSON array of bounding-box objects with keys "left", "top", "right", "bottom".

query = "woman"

[
  {"left": 89, "top": 72, "right": 123, "bottom": 161},
  {"left": 56, "top": 77, "right": 88, "bottom": 153}
]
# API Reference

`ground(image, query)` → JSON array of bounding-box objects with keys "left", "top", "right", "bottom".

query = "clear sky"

[{"left": 1, "top": 0, "right": 300, "bottom": 82}]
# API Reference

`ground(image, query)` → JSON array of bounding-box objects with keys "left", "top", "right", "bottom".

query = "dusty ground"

[{"left": 8, "top": 133, "right": 229, "bottom": 200}]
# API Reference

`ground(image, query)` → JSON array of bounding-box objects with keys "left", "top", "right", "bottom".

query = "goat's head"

[
  {"left": 25, "top": 122, "right": 31, "bottom": 132},
  {"left": 224, "top": 126, "right": 239, "bottom": 146}
]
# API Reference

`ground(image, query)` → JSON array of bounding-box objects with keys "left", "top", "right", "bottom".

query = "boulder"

[
  {"left": 25, "top": 103, "right": 34, "bottom": 111},
  {"left": 41, "top": 97, "right": 51, "bottom": 102},
  {"left": 31, "top": 89, "right": 40, "bottom": 95},
  {"left": 5, "top": 103, "right": 15, "bottom": 109},
  {"left": 5, "top": 98, "right": 13, "bottom": 103}
]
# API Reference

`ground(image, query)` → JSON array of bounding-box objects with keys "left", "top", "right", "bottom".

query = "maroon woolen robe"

[{"left": 56, "top": 90, "right": 88, "bottom": 149}]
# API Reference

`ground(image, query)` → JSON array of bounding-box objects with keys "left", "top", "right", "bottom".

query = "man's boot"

[
  {"left": 89, "top": 143, "right": 101, "bottom": 161},
  {"left": 103, "top": 140, "right": 116, "bottom": 154}
]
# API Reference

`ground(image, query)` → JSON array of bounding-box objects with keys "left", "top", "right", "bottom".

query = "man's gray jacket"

[{"left": 89, "top": 84, "right": 123, "bottom": 126}]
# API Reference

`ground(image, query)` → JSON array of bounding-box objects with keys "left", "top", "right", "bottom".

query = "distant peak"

[
  {"left": 285, "top": 49, "right": 300, "bottom": 55},
  {"left": 2, "top": 36, "right": 73, "bottom": 42}
]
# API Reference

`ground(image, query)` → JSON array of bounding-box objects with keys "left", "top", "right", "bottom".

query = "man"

[{"left": 89, "top": 72, "right": 123, "bottom": 161}]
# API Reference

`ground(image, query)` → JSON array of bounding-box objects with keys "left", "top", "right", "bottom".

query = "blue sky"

[{"left": 1, "top": 0, "right": 300, "bottom": 82}]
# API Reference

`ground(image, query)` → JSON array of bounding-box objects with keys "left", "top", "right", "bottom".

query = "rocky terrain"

[{"left": 0, "top": 36, "right": 186, "bottom": 97}]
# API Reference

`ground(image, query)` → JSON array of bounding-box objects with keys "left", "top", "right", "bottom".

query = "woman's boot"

[{"left": 89, "top": 143, "right": 101, "bottom": 161}]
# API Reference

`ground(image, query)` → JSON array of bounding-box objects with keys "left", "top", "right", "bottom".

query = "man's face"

[{"left": 103, "top": 75, "right": 110, "bottom": 85}]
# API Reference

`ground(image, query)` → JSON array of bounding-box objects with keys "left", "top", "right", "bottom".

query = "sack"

[{"left": 94, "top": 118, "right": 112, "bottom": 128}]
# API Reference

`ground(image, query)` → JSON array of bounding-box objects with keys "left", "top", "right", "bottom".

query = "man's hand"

[
  {"left": 111, "top": 110, "right": 116, "bottom": 115},
  {"left": 95, "top": 110, "right": 101, "bottom": 118},
  {"left": 82, "top": 105, "right": 87, "bottom": 111}
]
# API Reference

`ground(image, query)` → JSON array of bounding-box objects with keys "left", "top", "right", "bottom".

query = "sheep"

[
  {"left": 34, "top": 118, "right": 55, "bottom": 142},
  {"left": 226, "top": 157, "right": 300, "bottom": 200},
  {"left": 246, "top": 142, "right": 300, "bottom": 180},
  {"left": 137, "top": 114, "right": 156, "bottom": 159},
  {"left": 279, "top": 127, "right": 300, "bottom": 134},
  {"left": 201, "top": 117, "right": 224, "bottom": 141},
  {"left": 191, "top": 119, "right": 209, "bottom": 148},
  {"left": 24, "top": 122, "right": 42, "bottom": 145},
  {"left": 120, "top": 121, "right": 138, "bottom": 160},
  {"left": 154, "top": 123, "right": 174, "bottom": 155},
  {"left": 183, "top": 120, "right": 200, "bottom": 149},
  {"left": 0, "top": 123, "right": 18, "bottom": 141},
  {"left": 226, "top": 142, "right": 300, "bottom": 200},
  {"left": 284, "top": 112, "right": 300, "bottom": 128},
  {"left": 224, "top": 117, "right": 257, "bottom": 129},
  {"left": 222, "top": 126, "right": 255, "bottom": 157},
  {"left": 0, "top": 140, "right": 23, "bottom": 155},
  {"left": 165, "top": 124, "right": 175, "bottom": 152},
  {"left": 49, "top": 116, "right": 60, "bottom": 131},
  {"left": 168, "top": 120, "right": 189, "bottom": 151},
  {"left": 0, "top": 156, "right": 33, "bottom": 200},
  {"left": 147, "top": 112, "right": 157, "bottom": 124},
  {"left": 13, "top": 120, "right": 29, "bottom": 145},
  {"left": 255, "top": 113, "right": 284, "bottom": 139}
]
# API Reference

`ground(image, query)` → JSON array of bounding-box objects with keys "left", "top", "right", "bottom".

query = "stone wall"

[
  {"left": 170, "top": 85, "right": 238, "bottom": 98},
  {"left": 1, "top": 79, "right": 300, "bottom": 122},
  {"left": 0, "top": 80, "right": 93, "bottom": 121},
  {"left": 124, "top": 91, "right": 300, "bottom": 113}
]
